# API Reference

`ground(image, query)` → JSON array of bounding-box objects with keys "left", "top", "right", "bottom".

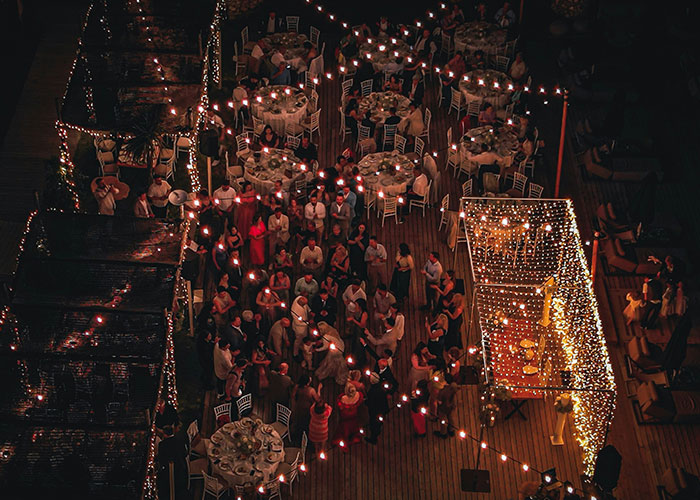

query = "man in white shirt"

[
  {"left": 421, "top": 251, "right": 443, "bottom": 310},
  {"left": 403, "top": 166, "right": 428, "bottom": 217},
  {"left": 384, "top": 57, "right": 404, "bottom": 75},
  {"left": 300, "top": 237, "right": 324, "bottom": 278},
  {"left": 147, "top": 175, "right": 171, "bottom": 218},
  {"left": 213, "top": 179, "right": 237, "bottom": 224},
  {"left": 304, "top": 194, "right": 326, "bottom": 242},
  {"left": 270, "top": 49, "right": 286, "bottom": 69},
  {"left": 94, "top": 178, "right": 118, "bottom": 215},
  {"left": 329, "top": 193, "right": 352, "bottom": 238},
  {"left": 268, "top": 207, "right": 290, "bottom": 254},
  {"left": 264, "top": 11, "right": 282, "bottom": 34},
  {"left": 364, "top": 235, "right": 388, "bottom": 293},
  {"left": 290, "top": 295, "right": 310, "bottom": 357},
  {"left": 342, "top": 279, "right": 367, "bottom": 316},
  {"left": 388, "top": 303, "right": 405, "bottom": 341},
  {"left": 213, "top": 339, "right": 233, "bottom": 398}
]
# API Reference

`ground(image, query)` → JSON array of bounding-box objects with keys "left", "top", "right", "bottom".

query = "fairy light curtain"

[{"left": 462, "top": 197, "right": 616, "bottom": 475}]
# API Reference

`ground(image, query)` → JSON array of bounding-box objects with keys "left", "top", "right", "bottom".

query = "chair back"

[
  {"left": 511, "top": 172, "right": 527, "bottom": 195},
  {"left": 467, "top": 99, "right": 481, "bottom": 117},
  {"left": 462, "top": 178, "right": 473, "bottom": 197},
  {"left": 441, "top": 32, "right": 452, "bottom": 55},
  {"left": 309, "top": 89, "right": 319, "bottom": 112},
  {"left": 383, "top": 124, "right": 398, "bottom": 149},
  {"left": 360, "top": 79, "right": 373, "bottom": 97},
  {"left": 310, "top": 26, "right": 320, "bottom": 45},
  {"left": 528, "top": 182, "right": 544, "bottom": 198},
  {"left": 483, "top": 172, "right": 500, "bottom": 194},
  {"left": 236, "top": 134, "right": 251, "bottom": 154},
  {"left": 286, "top": 134, "right": 301, "bottom": 150},
  {"left": 382, "top": 196, "right": 398, "bottom": 215},
  {"left": 309, "top": 109, "right": 321, "bottom": 129},
  {"left": 394, "top": 134, "right": 406, "bottom": 154},
  {"left": 213, "top": 402, "right": 231, "bottom": 423},
  {"left": 414, "top": 136, "right": 424, "bottom": 157},
  {"left": 187, "top": 420, "right": 199, "bottom": 446},
  {"left": 236, "top": 393, "right": 252, "bottom": 417},
  {"left": 241, "top": 26, "right": 249, "bottom": 46},
  {"left": 294, "top": 179, "right": 307, "bottom": 200},
  {"left": 423, "top": 108, "right": 431, "bottom": 130},
  {"left": 286, "top": 16, "right": 300, "bottom": 32},
  {"left": 422, "top": 180, "right": 432, "bottom": 203},
  {"left": 440, "top": 193, "right": 450, "bottom": 212},
  {"left": 203, "top": 472, "right": 221, "bottom": 496},
  {"left": 450, "top": 87, "right": 462, "bottom": 108},
  {"left": 358, "top": 139, "right": 372, "bottom": 159},
  {"left": 305, "top": 72, "right": 318, "bottom": 91},
  {"left": 358, "top": 125, "right": 371, "bottom": 142},
  {"left": 341, "top": 79, "right": 354, "bottom": 100},
  {"left": 446, "top": 126, "right": 452, "bottom": 147},
  {"left": 300, "top": 431, "right": 308, "bottom": 462},
  {"left": 276, "top": 403, "right": 292, "bottom": 427}
]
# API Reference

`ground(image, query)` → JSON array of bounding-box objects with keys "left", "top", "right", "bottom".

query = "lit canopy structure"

[{"left": 461, "top": 197, "right": 616, "bottom": 474}]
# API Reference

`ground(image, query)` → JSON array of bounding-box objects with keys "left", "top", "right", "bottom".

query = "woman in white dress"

[
  {"left": 623, "top": 291, "right": 644, "bottom": 325},
  {"left": 660, "top": 283, "right": 676, "bottom": 318},
  {"left": 315, "top": 321, "right": 349, "bottom": 386}
]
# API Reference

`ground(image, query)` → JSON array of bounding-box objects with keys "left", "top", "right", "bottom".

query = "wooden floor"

[{"left": 197, "top": 68, "right": 587, "bottom": 499}]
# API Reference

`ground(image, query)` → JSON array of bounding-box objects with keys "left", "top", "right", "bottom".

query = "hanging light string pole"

[
  {"left": 590, "top": 230, "right": 601, "bottom": 284},
  {"left": 554, "top": 89, "right": 569, "bottom": 198}
]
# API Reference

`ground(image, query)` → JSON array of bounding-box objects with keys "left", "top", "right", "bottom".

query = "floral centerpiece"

[{"left": 232, "top": 430, "right": 259, "bottom": 457}]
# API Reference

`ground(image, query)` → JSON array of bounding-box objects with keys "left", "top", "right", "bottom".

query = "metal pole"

[
  {"left": 554, "top": 91, "right": 569, "bottom": 198},
  {"left": 168, "top": 461, "right": 175, "bottom": 500},
  {"left": 207, "top": 156, "right": 212, "bottom": 195},
  {"left": 590, "top": 231, "right": 600, "bottom": 283},
  {"left": 186, "top": 279, "right": 195, "bottom": 337},
  {"left": 519, "top": 0, "right": 525, "bottom": 24}
]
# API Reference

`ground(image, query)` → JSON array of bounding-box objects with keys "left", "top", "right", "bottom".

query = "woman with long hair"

[
  {"left": 259, "top": 125, "right": 281, "bottom": 148},
  {"left": 409, "top": 341, "right": 434, "bottom": 393},
  {"left": 235, "top": 182, "right": 258, "bottom": 241},
  {"left": 332, "top": 383, "right": 365, "bottom": 450},
  {"left": 445, "top": 293, "right": 465, "bottom": 349},
  {"left": 390, "top": 242, "right": 414, "bottom": 304},
  {"left": 426, "top": 313, "right": 448, "bottom": 359},
  {"left": 346, "top": 297, "right": 369, "bottom": 369},
  {"left": 248, "top": 213, "right": 267, "bottom": 266},
  {"left": 347, "top": 222, "right": 369, "bottom": 280}
]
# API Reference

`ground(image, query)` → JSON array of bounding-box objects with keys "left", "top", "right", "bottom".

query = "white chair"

[
  {"left": 286, "top": 134, "right": 301, "bottom": 150},
  {"left": 285, "top": 431, "right": 308, "bottom": 465},
  {"left": 449, "top": 88, "right": 464, "bottom": 119},
  {"left": 418, "top": 108, "right": 431, "bottom": 144},
  {"left": 286, "top": 16, "right": 300, "bottom": 32},
  {"left": 309, "top": 89, "right": 319, "bottom": 113},
  {"left": 339, "top": 107, "right": 353, "bottom": 142},
  {"left": 213, "top": 402, "right": 231, "bottom": 426},
  {"left": 409, "top": 180, "right": 431, "bottom": 215},
  {"left": 522, "top": 158, "right": 536, "bottom": 178},
  {"left": 382, "top": 123, "right": 398, "bottom": 151},
  {"left": 294, "top": 179, "right": 307, "bottom": 202},
  {"left": 175, "top": 135, "right": 192, "bottom": 158},
  {"left": 320, "top": 41, "right": 326, "bottom": 57},
  {"left": 97, "top": 151, "right": 119, "bottom": 178},
  {"left": 358, "top": 138, "right": 373, "bottom": 159},
  {"left": 251, "top": 115, "right": 265, "bottom": 140},
  {"left": 276, "top": 451, "right": 300, "bottom": 495},
  {"left": 413, "top": 136, "right": 425, "bottom": 158},
  {"left": 271, "top": 403, "right": 291, "bottom": 441},
  {"left": 236, "top": 393, "right": 252, "bottom": 418},
  {"left": 202, "top": 472, "right": 226, "bottom": 499},
  {"left": 285, "top": 122, "right": 303, "bottom": 143},
  {"left": 233, "top": 41, "right": 247, "bottom": 77},
  {"left": 186, "top": 455, "right": 208, "bottom": 490},
  {"left": 301, "top": 109, "right": 321, "bottom": 142},
  {"left": 440, "top": 32, "right": 453, "bottom": 58},
  {"left": 241, "top": 26, "right": 251, "bottom": 54},
  {"left": 235, "top": 133, "right": 252, "bottom": 163},
  {"left": 438, "top": 194, "right": 450, "bottom": 231},
  {"left": 506, "top": 172, "right": 528, "bottom": 197},
  {"left": 483, "top": 172, "right": 501, "bottom": 195},
  {"left": 364, "top": 188, "right": 376, "bottom": 216},
  {"left": 462, "top": 178, "right": 473, "bottom": 198},
  {"left": 394, "top": 134, "right": 407, "bottom": 154},
  {"left": 304, "top": 71, "right": 318, "bottom": 92},
  {"left": 378, "top": 195, "right": 398, "bottom": 226},
  {"left": 505, "top": 39, "right": 517, "bottom": 58},
  {"left": 454, "top": 38, "right": 467, "bottom": 55},
  {"left": 225, "top": 151, "right": 244, "bottom": 182},
  {"left": 454, "top": 217, "right": 468, "bottom": 252},
  {"left": 466, "top": 99, "right": 481, "bottom": 118},
  {"left": 187, "top": 420, "right": 207, "bottom": 459},
  {"left": 341, "top": 79, "right": 354, "bottom": 101},
  {"left": 94, "top": 137, "right": 116, "bottom": 153},
  {"left": 260, "top": 479, "right": 282, "bottom": 500},
  {"left": 310, "top": 26, "right": 320, "bottom": 46},
  {"left": 528, "top": 182, "right": 544, "bottom": 198},
  {"left": 360, "top": 79, "right": 373, "bottom": 97},
  {"left": 493, "top": 55, "right": 510, "bottom": 73}
]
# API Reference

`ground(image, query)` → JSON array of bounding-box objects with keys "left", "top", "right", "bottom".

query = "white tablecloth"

[
  {"left": 358, "top": 34, "right": 411, "bottom": 73},
  {"left": 358, "top": 152, "right": 412, "bottom": 196},
  {"left": 206, "top": 418, "right": 285, "bottom": 488},
  {"left": 453, "top": 22, "right": 507, "bottom": 56},
  {"left": 356, "top": 91, "right": 411, "bottom": 126},
  {"left": 251, "top": 85, "right": 308, "bottom": 136},
  {"left": 244, "top": 148, "right": 305, "bottom": 194},
  {"left": 461, "top": 125, "right": 519, "bottom": 168},
  {"left": 458, "top": 69, "right": 513, "bottom": 109}
]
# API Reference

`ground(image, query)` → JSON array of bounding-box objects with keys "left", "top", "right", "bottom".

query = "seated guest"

[
  {"left": 495, "top": 1, "right": 516, "bottom": 27},
  {"left": 441, "top": 11, "right": 458, "bottom": 35},
  {"left": 399, "top": 101, "right": 424, "bottom": 138},
  {"left": 509, "top": 52, "right": 528, "bottom": 83},
  {"left": 470, "top": 50, "right": 486, "bottom": 70},
  {"left": 406, "top": 166, "right": 429, "bottom": 203},
  {"left": 447, "top": 51, "right": 467, "bottom": 78},
  {"left": 477, "top": 102, "right": 496, "bottom": 126},
  {"left": 384, "top": 57, "right": 404, "bottom": 77},
  {"left": 338, "top": 32, "right": 358, "bottom": 63},
  {"left": 345, "top": 98, "right": 362, "bottom": 140},
  {"left": 240, "top": 73, "right": 261, "bottom": 92},
  {"left": 467, "top": 143, "right": 503, "bottom": 167},
  {"left": 360, "top": 110, "right": 376, "bottom": 139},
  {"left": 270, "top": 62, "right": 291, "bottom": 85},
  {"left": 384, "top": 107, "right": 402, "bottom": 127},
  {"left": 415, "top": 29, "right": 436, "bottom": 58},
  {"left": 247, "top": 40, "right": 266, "bottom": 75},
  {"left": 259, "top": 125, "right": 281, "bottom": 148},
  {"left": 383, "top": 74, "right": 403, "bottom": 93},
  {"left": 294, "top": 136, "right": 318, "bottom": 164},
  {"left": 302, "top": 41, "right": 318, "bottom": 67},
  {"left": 134, "top": 190, "right": 154, "bottom": 218}
]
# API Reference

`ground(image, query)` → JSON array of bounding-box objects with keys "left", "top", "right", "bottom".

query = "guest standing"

[
  {"left": 421, "top": 252, "right": 443, "bottom": 310},
  {"left": 390, "top": 243, "right": 414, "bottom": 304},
  {"left": 309, "top": 401, "right": 333, "bottom": 453},
  {"left": 248, "top": 214, "right": 267, "bottom": 266},
  {"left": 333, "top": 383, "right": 365, "bottom": 450}
]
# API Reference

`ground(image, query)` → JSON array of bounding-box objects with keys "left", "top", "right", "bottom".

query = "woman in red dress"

[
  {"left": 248, "top": 213, "right": 267, "bottom": 266},
  {"left": 235, "top": 182, "right": 257, "bottom": 241},
  {"left": 332, "top": 383, "right": 365, "bottom": 451}
]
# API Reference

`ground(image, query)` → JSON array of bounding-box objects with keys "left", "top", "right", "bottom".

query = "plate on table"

[
  {"left": 262, "top": 424, "right": 274, "bottom": 434},
  {"left": 380, "top": 178, "right": 393, "bottom": 186},
  {"left": 210, "top": 433, "right": 224, "bottom": 445},
  {"left": 219, "top": 460, "right": 232, "bottom": 471},
  {"left": 210, "top": 447, "right": 222, "bottom": 457},
  {"left": 266, "top": 452, "right": 281, "bottom": 462},
  {"left": 234, "top": 464, "right": 249, "bottom": 476},
  {"left": 365, "top": 176, "right": 379, "bottom": 184}
]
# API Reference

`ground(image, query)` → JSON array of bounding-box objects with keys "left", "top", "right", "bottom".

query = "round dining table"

[
  {"left": 356, "top": 91, "right": 411, "bottom": 126},
  {"left": 244, "top": 147, "right": 306, "bottom": 194},
  {"left": 251, "top": 85, "right": 308, "bottom": 136},
  {"left": 261, "top": 32, "right": 314, "bottom": 71},
  {"left": 358, "top": 34, "right": 411, "bottom": 73},
  {"left": 358, "top": 151, "right": 413, "bottom": 197},
  {"left": 453, "top": 21, "right": 508, "bottom": 56},
  {"left": 205, "top": 417, "right": 285, "bottom": 488},
  {"left": 458, "top": 69, "right": 514, "bottom": 109},
  {"left": 460, "top": 125, "right": 520, "bottom": 169}
]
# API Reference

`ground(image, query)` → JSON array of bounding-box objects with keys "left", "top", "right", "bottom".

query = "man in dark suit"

[{"left": 310, "top": 288, "right": 337, "bottom": 326}]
